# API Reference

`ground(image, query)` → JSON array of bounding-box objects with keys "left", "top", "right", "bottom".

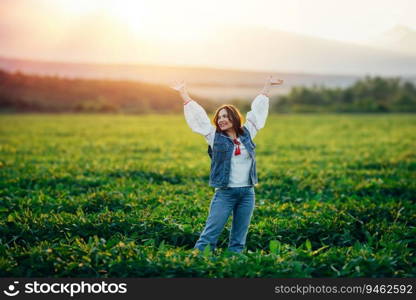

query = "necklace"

[
  {"left": 232, "top": 138, "right": 241, "bottom": 155},
  {"left": 219, "top": 132, "right": 241, "bottom": 155}
]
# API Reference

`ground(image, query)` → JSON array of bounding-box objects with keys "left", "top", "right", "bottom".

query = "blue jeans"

[{"left": 194, "top": 186, "right": 255, "bottom": 253}]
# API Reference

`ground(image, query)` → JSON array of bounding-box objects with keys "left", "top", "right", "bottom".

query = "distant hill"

[
  {"left": 2, "top": 23, "right": 416, "bottom": 78},
  {"left": 365, "top": 25, "right": 416, "bottom": 56},
  {"left": 190, "top": 25, "right": 416, "bottom": 77}
]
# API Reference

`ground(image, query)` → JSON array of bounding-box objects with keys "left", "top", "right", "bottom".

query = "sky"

[{"left": 1, "top": 0, "right": 416, "bottom": 66}]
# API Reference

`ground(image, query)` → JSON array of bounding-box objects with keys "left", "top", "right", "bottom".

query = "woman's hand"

[
  {"left": 170, "top": 80, "right": 186, "bottom": 93},
  {"left": 170, "top": 80, "right": 192, "bottom": 104},
  {"left": 260, "top": 75, "right": 284, "bottom": 96}
]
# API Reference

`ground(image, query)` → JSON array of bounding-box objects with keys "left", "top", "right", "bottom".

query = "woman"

[{"left": 171, "top": 76, "right": 284, "bottom": 254}]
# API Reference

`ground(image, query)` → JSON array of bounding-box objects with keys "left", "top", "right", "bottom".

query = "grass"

[{"left": 0, "top": 113, "right": 415, "bottom": 277}]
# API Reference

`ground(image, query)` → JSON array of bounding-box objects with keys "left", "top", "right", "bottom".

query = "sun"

[
  {"left": 107, "top": 0, "right": 211, "bottom": 42},
  {"left": 51, "top": 0, "right": 213, "bottom": 42},
  {"left": 105, "top": 0, "right": 150, "bottom": 34}
]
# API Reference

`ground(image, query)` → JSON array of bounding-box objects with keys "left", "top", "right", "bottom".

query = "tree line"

[
  {"left": 271, "top": 76, "right": 416, "bottom": 113},
  {"left": 1, "top": 69, "right": 415, "bottom": 114},
  {"left": 0, "top": 69, "right": 215, "bottom": 114}
]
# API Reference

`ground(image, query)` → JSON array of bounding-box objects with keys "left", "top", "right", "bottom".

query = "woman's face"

[{"left": 217, "top": 108, "right": 233, "bottom": 131}]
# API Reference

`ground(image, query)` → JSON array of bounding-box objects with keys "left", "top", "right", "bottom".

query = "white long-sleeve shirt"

[{"left": 183, "top": 94, "right": 269, "bottom": 188}]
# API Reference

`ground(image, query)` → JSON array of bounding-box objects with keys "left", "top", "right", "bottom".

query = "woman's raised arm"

[
  {"left": 244, "top": 76, "right": 284, "bottom": 139},
  {"left": 170, "top": 80, "right": 215, "bottom": 147},
  {"left": 171, "top": 80, "right": 192, "bottom": 105}
]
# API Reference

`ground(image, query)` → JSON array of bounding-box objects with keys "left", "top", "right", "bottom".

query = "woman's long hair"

[{"left": 213, "top": 104, "right": 244, "bottom": 137}]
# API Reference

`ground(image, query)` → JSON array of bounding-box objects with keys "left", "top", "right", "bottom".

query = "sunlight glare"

[{"left": 107, "top": 0, "right": 214, "bottom": 42}]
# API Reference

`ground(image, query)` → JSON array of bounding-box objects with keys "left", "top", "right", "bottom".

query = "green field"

[{"left": 0, "top": 113, "right": 415, "bottom": 277}]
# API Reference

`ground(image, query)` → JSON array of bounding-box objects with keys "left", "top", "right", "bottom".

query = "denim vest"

[{"left": 207, "top": 125, "right": 258, "bottom": 188}]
